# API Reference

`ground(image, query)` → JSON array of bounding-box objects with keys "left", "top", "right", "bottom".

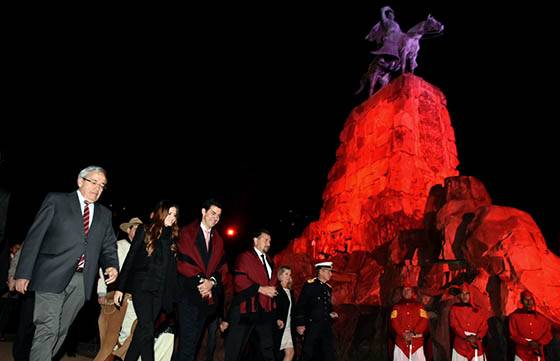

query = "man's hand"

[
  {"left": 277, "top": 320, "right": 285, "bottom": 329},
  {"left": 296, "top": 326, "right": 306, "bottom": 335},
  {"left": 219, "top": 321, "right": 229, "bottom": 333},
  {"left": 7, "top": 276, "right": 15, "bottom": 291},
  {"left": 465, "top": 335, "right": 478, "bottom": 346},
  {"left": 15, "top": 279, "right": 29, "bottom": 294},
  {"left": 114, "top": 291, "right": 124, "bottom": 307},
  {"left": 403, "top": 330, "right": 413, "bottom": 344},
  {"left": 258, "top": 286, "right": 277, "bottom": 298},
  {"left": 98, "top": 296, "right": 107, "bottom": 305},
  {"left": 330, "top": 312, "right": 339, "bottom": 319},
  {"left": 104, "top": 267, "right": 118, "bottom": 284},
  {"left": 198, "top": 278, "right": 214, "bottom": 297}
]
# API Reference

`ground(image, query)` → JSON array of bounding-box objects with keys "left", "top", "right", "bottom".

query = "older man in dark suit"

[{"left": 15, "top": 165, "right": 119, "bottom": 361}]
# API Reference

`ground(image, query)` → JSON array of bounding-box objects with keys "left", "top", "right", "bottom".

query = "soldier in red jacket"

[
  {"left": 390, "top": 284, "right": 430, "bottom": 361},
  {"left": 449, "top": 283, "right": 488, "bottom": 361},
  {"left": 508, "top": 290, "right": 552, "bottom": 361}
]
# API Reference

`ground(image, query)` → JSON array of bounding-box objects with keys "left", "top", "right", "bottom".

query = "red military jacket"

[
  {"left": 390, "top": 299, "right": 429, "bottom": 355},
  {"left": 449, "top": 303, "right": 488, "bottom": 360},
  {"left": 509, "top": 309, "right": 552, "bottom": 361}
]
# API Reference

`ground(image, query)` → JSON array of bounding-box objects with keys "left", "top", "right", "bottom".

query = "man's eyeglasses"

[{"left": 82, "top": 177, "right": 107, "bottom": 190}]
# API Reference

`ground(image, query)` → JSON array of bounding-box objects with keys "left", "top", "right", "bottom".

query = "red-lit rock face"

[
  {"left": 277, "top": 74, "right": 458, "bottom": 302},
  {"left": 275, "top": 74, "right": 560, "bottom": 329},
  {"left": 293, "top": 74, "right": 458, "bottom": 258},
  {"left": 465, "top": 205, "right": 560, "bottom": 325}
]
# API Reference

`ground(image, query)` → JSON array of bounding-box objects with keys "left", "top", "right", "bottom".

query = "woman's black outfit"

[{"left": 117, "top": 226, "right": 176, "bottom": 361}]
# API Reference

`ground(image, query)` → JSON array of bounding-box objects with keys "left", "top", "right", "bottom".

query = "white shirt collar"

[
  {"left": 200, "top": 221, "right": 211, "bottom": 234},
  {"left": 76, "top": 190, "right": 91, "bottom": 207},
  {"left": 254, "top": 247, "right": 266, "bottom": 259}
]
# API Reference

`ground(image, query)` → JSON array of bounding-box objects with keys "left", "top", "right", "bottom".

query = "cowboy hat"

[{"left": 119, "top": 217, "right": 143, "bottom": 233}]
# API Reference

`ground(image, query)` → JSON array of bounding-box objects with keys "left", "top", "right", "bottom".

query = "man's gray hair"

[{"left": 78, "top": 166, "right": 107, "bottom": 179}]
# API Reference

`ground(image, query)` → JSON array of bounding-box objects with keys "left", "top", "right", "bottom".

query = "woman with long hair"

[{"left": 114, "top": 200, "right": 179, "bottom": 361}]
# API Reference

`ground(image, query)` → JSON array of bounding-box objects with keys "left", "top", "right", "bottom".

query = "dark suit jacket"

[
  {"left": 15, "top": 191, "right": 118, "bottom": 300},
  {"left": 274, "top": 286, "right": 295, "bottom": 351}
]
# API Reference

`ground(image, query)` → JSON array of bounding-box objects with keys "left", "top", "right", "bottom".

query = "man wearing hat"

[
  {"left": 294, "top": 261, "right": 338, "bottom": 361},
  {"left": 390, "top": 282, "right": 429, "bottom": 361},
  {"left": 94, "top": 217, "right": 142, "bottom": 361},
  {"left": 449, "top": 283, "right": 488, "bottom": 361},
  {"left": 508, "top": 290, "right": 552, "bottom": 361}
]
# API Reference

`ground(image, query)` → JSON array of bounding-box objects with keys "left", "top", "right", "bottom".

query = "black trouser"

[
  {"left": 0, "top": 293, "right": 19, "bottom": 334},
  {"left": 224, "top": 305, "right": 274, "bottom": 361},
  {"left": 177, "top": 297, "right": 210, "bottom": 361},
  {"left": 300, "top": 321, "right": 335, "bottom": 361},
  {"left": 125, "top": 290, "right": 162, "bottom": 361},
  {"left": 12, "top": 291, "right": 35, "bottom": 361},
  {"left": 205, "top": 313, "right": 219, "bottom": 361}
]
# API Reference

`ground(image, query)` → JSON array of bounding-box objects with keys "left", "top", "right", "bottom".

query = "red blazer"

[
  {"left": 390, "top": 300, "right": 429, "bottom": 355},
  {"left": 449, "top": 303, "right": 488, "bottom": 359},
  {"left": 176, "top": 221, "right": 228, "bottom": 303},
  {"left": 509, "top": 309, "right": 552, "bottom": 361},
  {"left": 233, "top": 249, "right": 276, "bottom": 315}
]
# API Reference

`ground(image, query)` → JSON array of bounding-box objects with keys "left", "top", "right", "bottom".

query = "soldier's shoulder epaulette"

[{"left": 307, "top": 277, "right": 317, "bottom": 283}]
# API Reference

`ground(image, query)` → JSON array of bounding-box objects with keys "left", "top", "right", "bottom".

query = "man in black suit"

[
  {"left": 15, "top": 165, "right": 119, "bottom": 361},
  {"left": 295, "top": 261, "right": 338, "bottom": 361}
]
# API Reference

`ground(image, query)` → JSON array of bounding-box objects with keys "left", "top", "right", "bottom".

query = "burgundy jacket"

[
  {"left": 176, "top": 220, "right": 228, "bottom": 305},
  {"left": 233, "top": 249, "right": 277, "bottom": 317}
]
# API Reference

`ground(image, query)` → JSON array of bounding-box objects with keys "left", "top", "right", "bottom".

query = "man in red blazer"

[
  {"left": 224, "top": 229, "right": 277, "bottom": 361},
  {"left": 176, "top": 199, "right": 228, "bottom": 361},
  {"left": 509, "top": 290, "right": 552, "bottom": 361},
  {"left": 449, "top": 283, "right": 488, "bottom": 361}
]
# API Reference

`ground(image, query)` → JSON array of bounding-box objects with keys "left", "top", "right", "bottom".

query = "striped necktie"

[{"left": 76, "top": 200, "right": 89, "bottom": 271}]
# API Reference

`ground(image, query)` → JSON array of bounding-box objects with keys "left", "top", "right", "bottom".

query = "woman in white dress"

[{"left": 274, "top": 266, "right": 295, "bottom": 361}]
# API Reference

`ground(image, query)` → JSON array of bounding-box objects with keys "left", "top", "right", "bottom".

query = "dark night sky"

[{"left": 1, "top": 2, "right": 558, "bottom": 254}]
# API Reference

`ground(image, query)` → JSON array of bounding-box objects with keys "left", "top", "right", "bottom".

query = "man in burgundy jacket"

[
  {"left": 224, "top": 229, "right": 278, "bottom": 361},
  {"left": 176, "top": 199, "right": 228, "bottom": 361}
]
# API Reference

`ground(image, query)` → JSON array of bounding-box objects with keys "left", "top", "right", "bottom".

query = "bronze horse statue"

[{"left": 357, "top": 12, "right": 444, "bottom": 96}]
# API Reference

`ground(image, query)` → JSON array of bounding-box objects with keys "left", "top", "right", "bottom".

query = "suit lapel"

[
  {"left": 89, "top": 203, "right": 101, "bottom": 239},
  {"left": 69, "top": 192, "right": 85, "bottom": 238},
  {"left": 195, "top": 228, "right": 209, "bottom": 266},
  {"left": 252, "top": 249, "right": 271, "bottom": 283},
  {"left": 267, "top": 254, "right": 275, "bottom": 277}
]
